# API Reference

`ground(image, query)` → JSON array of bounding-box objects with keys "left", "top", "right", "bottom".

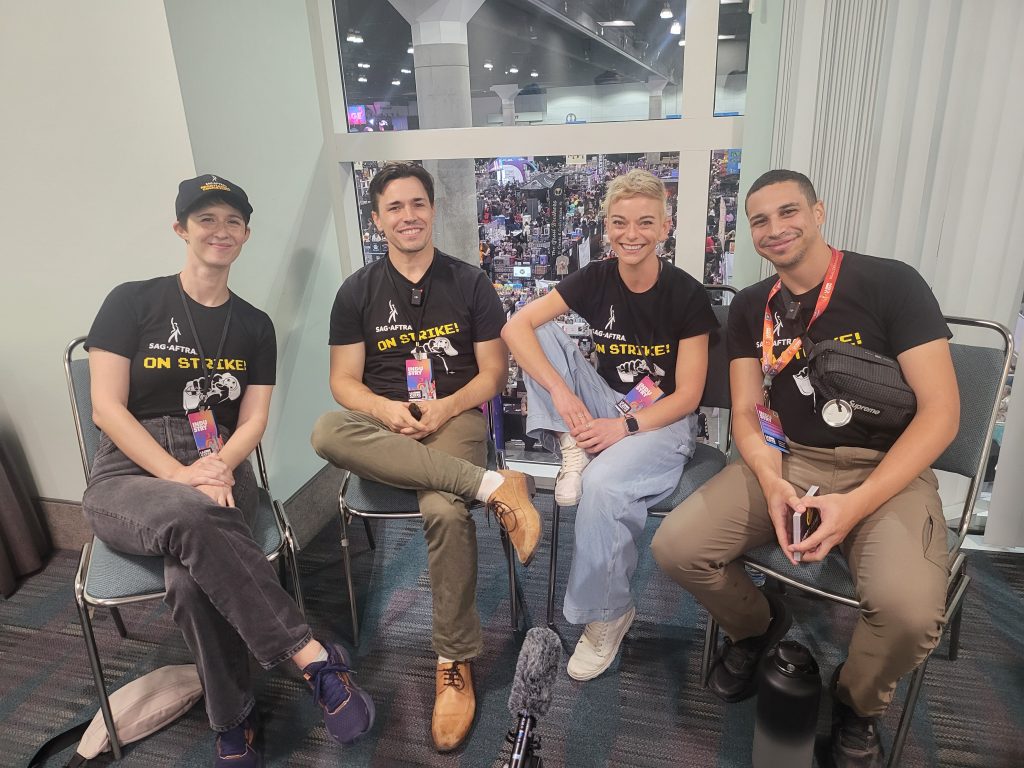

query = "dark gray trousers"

[{"left": 82, "top": 416, "right": 312, "bottom": 731}]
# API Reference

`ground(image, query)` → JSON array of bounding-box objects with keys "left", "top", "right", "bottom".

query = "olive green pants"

[
  {"left": 312, "top": 408, "right": 489, "bottom": 660},
  {"left": 652, "top": 442, "right": 949, "bottom": 717}
]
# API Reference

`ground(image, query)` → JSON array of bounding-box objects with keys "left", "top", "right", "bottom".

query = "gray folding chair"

[
  {"left": 701, "top": 316, "right": 1013, "bottom": 768},
  {"left": 545, "top": 285, "right": 736, "bottom": 644},
  {"left": 338, "top": 397, "right": 528, "bottom": 645},
  {"left": 64, "top": 336, "right": 303, "bottom": 760}
]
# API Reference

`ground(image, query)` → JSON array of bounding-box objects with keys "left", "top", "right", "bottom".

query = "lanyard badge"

[
  {"left": 755, "top": 403, "right": 789, "bottom": 453},
  {"left": 615, "top": 375, "right": 664, "bottom": 415},
  {"left": 407, "top": 358, "right": 437, "bottom": 401},
  {"left": 757, "top": 247, "right": 842, "bottom": 446},
  {"left": 177, "top": 276, "right": 233, "bottom": 456},
  {"left": 760, "top": 247, "right": 843, "bottom": 403},
  {"left": 188, "top": 409, "right": 223, "bottom": 457}
]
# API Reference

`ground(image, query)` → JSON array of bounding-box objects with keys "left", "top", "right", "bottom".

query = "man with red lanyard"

[{"left": 652, "top": 169, "right": 959, "bottom": 767}]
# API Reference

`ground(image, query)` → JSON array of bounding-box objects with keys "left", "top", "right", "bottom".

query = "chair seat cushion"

[
  {"left": 343, "top": 475, "right": 420, "bottom": 514},
  {"left": 341, "top": 441, "right": 499, "bottom": 515},
  {"left": 84, "top": 488, "right": 283, "bottom": 602},
  {"left": 648, "top": 443, "right": 728, "bottom": 514},
  {"left": 742, "top": 527, "right": 959, "bottom": 602}
]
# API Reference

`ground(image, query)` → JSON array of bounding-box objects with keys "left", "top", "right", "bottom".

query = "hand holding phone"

[{"left": 790, "top": 485, "right": 820, "bottom": 563}]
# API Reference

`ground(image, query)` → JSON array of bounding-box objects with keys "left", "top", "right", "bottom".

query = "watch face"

[{"left": 626, "top": 415, "right": 639, "bottom": 433}]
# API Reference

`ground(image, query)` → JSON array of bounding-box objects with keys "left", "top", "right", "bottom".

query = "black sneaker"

[
  {"left": 708, "top": 592, "right": 792, "bottom": 702},
  {"left": 303, "top": 642, "right": 376, "bottom": 745},
  {"left": 215, "top": 712, "right": 262, "bottom": 767},
  {"left": 830, "top": 666, "right": 884, "bottom": 768}
]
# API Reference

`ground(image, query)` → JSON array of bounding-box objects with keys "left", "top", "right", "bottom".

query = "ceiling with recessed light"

[{"left": 335, "top": 0, "right": 749, "bottom": 105}]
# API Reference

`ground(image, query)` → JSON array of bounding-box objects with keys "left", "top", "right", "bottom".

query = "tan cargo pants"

[{"left": 652, "top": 442, "right": 949, "bottom": 717}]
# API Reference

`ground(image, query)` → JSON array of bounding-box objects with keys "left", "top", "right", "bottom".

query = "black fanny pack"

[
  {"left": 781, "top": 286, "right": 917, "bottom": 431},
  {"left": 805, "top": 339, "right": 917, "bottom": 430}
]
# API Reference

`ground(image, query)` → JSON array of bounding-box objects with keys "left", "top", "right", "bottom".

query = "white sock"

[
  {"left": 311, "top": 646, "right": 329, "bottom": 663},
  {"left": 475, "top": 469, "right": 505, "bottom": 503},
  {"left": 438, "top": 655, "right": 454, "bottom": 665}
]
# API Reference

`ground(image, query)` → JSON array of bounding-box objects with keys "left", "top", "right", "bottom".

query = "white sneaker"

[
  {"left": 554, "top": 432, "right": 591, "bottom": 506},
  {"left": 566, "top": 606, "right": 636, "bottom": 681}
]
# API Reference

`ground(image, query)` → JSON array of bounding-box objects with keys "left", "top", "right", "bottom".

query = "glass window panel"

[
  {"left": 706, "top": 148, "right": 741, "bottom": 286},
  {"left": 336, "top": 2, "right": 416, "bottom": 132},
  {"left": 476, "top": 153, "right": 679, "bottom": 290},
  {"left": 715, "top": 0, "right": 751, "bottom": 116},
  {"left": 352, "top": 153, "right": 680, "bottom": 269},
  {"left": 352, "top": 160, "right": 422, "bottom": 264},
  {"left": 335, "top": 1, "right": 687, "bottom": 130}
]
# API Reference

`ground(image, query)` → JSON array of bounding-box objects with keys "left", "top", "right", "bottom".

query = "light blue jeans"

[{"left": 524, "top": 323, "right": 696, "bottom": 624}]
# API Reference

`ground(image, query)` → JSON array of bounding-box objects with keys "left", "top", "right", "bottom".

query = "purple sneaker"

[
  {"left": 302, "top": 642, "right": 375, "bottom": 744},
  {"left": 215, "top": 713, "right": 261, "bottom": 767}
]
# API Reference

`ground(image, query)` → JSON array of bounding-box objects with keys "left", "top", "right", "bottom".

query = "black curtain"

[{"left": 0, "top": 439, "right": 50, "bottom": 597}]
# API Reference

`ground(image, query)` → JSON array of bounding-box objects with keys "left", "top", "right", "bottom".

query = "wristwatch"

[{"left": 624, "top": 414, "right": 640, "bottom": 435}]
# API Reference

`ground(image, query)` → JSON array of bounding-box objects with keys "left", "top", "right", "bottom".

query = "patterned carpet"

[{"left": 3, "top": 484, "right": 1023, "bottom": 767}]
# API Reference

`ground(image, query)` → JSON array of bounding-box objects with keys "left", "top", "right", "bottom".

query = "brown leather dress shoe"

[
  {"left": 432, "top": 660, "right": 476, "bottom": 752},
  {"left": 488, "top": 470, "right": 541, "bottom": 565}
]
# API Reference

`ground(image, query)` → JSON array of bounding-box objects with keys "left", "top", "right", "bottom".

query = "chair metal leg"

[
  {"left": 363, "top": 517, "right": 376, "bottom": 550},
  {"left": 947, "top": 601, "right": 964, "bottom": 661},
  {"left": 75, "top": 545, "right": 123, "bottom": 761},
  {"left": 546, "top": 502, "right": 562, "bottom": 630},
  {"left": 946, "top": 564, "right": 969, "bottom": 661},
  {"left": 888, "top": 657, "right": 929, "bottom": 768},
  {"left": 339, "top": 510, "right": 361, "bottom": 646},
  {"left": 500, "top": 528, "right": 520, "bottom": 630},
  {"left": 701, "top": 613, "right": 719, "bottom": 688},
  {"left": 109, "top": 607, "right": 129, "bottom": 639},
  {"left": 286, "top": 541, "right": 306, "bottom": 617}
]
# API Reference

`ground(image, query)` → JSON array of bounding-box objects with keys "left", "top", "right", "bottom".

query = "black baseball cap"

[{"left": 175, "top": 174, "right": 253, "bottom": 222}]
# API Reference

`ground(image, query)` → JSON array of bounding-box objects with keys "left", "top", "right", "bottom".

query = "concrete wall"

[
  {"left": 1, "top": 1, "right": 341, "bottom": 509},
  {"left": 0, "top": 2, "right": 196, "bottom": 503},
  {"left": 163, "top": 1, "right": 343, "bottom": 500}
]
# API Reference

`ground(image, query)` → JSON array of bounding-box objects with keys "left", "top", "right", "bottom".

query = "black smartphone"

[{"left": 408, "top": 402, "right": 422, "bottom": 420}]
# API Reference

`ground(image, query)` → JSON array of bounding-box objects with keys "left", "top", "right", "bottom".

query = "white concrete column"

[
  {"left": 647, "top": 77, "right": 668, "bottom": 120},
  {"left": 646, "top": 77, "right": 670, "bottom": 164},
  {"left": 389, "top": 0, "right": 486, "bottom": 261},
  {"left": 681, "top": 0, "right": 719, "bottom": 118},
  {"left": 491, "top": 83, "right": 520, "bottom": 126}
]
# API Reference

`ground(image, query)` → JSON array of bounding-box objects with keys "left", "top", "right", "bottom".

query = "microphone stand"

[{"left": 505, "top": 711, "right": 544, "bottom": 768}]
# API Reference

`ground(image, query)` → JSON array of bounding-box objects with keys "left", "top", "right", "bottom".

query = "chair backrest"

[
  {"left": 933, "top": 317, "right": 1013, "bottom": 541},
  {"left": 65, "top": 337, "right": 100, "bottom": 481},
  {"left": 701, "top": 303, "right": 732, "bottom": 411},
  {"left": 697, "top": 285, "right": 735, "bottom": 457},
  {"left": 700, "top": 285, "right": 734, "bottom": 411}
]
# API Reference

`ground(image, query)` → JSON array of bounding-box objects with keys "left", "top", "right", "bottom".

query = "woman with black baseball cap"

[{"left": 81, "top": 174, "right": 374, "bottom": 765}]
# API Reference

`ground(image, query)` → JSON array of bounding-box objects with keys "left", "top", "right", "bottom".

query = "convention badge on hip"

[
  {"left": 188, "top": 409, "right": 223, "bottom": 457},
  {"left": 615, "top": 375, "right": 664, "bottom": 414},
  {"left": 821, "top": 398, "right": 853, "bottom": 428},
  {"left": 755, "top": 403, "right": 790, "bottom": 453},
  {"left": 407, "top": 358, "right": 437, "bottom": 401}
]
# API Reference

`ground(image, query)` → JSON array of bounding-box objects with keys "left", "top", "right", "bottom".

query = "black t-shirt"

[
  {"left": 556, "top": 258, "right": 718, "bottom": 396},
  {"left": 86, "top": 276, "right": 277, "bottom": 431},
  {"left": 330, "top": 250, "right": 506, "bottom": 401},
  {"left": 728, "top": 251, "right": 950, "bottom": 450}
]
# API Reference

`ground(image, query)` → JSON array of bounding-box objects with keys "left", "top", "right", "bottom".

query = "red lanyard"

[{"left": 761, "top": 247, "right": 843, "bottom": 383}]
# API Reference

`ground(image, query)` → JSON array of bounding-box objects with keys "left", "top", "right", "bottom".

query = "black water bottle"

[{"left": 752, "top": 640, "right": 821, "bottom": 768}]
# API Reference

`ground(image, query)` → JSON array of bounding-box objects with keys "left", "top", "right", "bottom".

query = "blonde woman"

[{"left": 502, "top": 169, "right": 716, "bottom": 679}]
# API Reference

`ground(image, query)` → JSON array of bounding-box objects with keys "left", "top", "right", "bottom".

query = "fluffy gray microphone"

[{"left": 506, "top": 627, "right": 561, "bottom": 767}]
